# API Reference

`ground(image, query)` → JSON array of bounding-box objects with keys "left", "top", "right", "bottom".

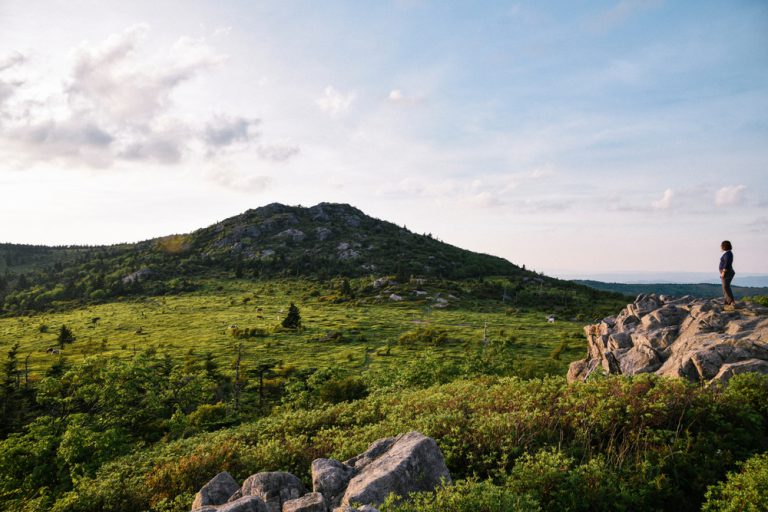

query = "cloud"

[
  {"left": 206, "top": 164, "right": 273, "bottom": 192},
  {"left": 651, "top": 188, "right": 674, "bottom": 209},
  {"left": 387, "top": 89, "right": 424, "bottom": 106},
  {"left": 715, "top": 185, "right": 746, "bottom": 207},
  {"left": 316, "top": 86, "right": 355, "bottom": 115},
  {"left": 256, "top": 144, "right": 300, "bottom": 162},
  {"left": 0, "top": 25, "right": 294, "bottom": 169},
  {"left": 590, "top": 0, "right": 663, "bottom": 33},
  {"left": 204, "top": 115, "right": 260, "bottom": 147}
]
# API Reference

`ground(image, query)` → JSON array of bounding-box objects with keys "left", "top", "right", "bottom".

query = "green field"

[{"left": 0, "top": 277, "right": 591, "bottom": 380}]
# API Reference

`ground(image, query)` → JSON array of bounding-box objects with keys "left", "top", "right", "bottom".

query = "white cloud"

[
  {"left": 651, "top": 188, "right": 674, "bottom": 209},
  {"left": 715, "top": 185, "right": 746, "bottom": 207},
  {"left": 206, "top": 164, "right": 273, "bottom": 192},
  {"left": 387, "top": 88, "right": 424, "bottom": 106},
  {"left": 316, "top": 86, "right": 355, "bottom": 115},
  {"left": 0, "top": 25, "right": 295, "bottom": 169}
]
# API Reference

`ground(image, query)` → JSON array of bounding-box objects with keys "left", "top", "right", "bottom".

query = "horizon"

[{"left": 1, "top": 1, "right": 767, "bottom": 276}]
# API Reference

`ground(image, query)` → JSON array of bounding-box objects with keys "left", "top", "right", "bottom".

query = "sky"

[{"left": 0, "top": 0, "right": 766, "bottom": 279}]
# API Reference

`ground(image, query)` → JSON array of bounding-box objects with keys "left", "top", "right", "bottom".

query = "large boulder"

[
  {"left": 282, "top": 492, "right": 327, "bottom": 512},
  {"left": 340, "top": 431, "right": 451, "bottom": 507},
  {"left": 311, "top": 459, "right": 355, "bottom": 507},
  {"left": 568, "top": 295, "right": 768, "bottom": 385},
  {"left": 219, "top": 496, "right": 269, "bottom": 512},
  {"left": 241, "top": 472, "right": 306, "bottom": 512},
  {"left": 192, "top": 471, "right": 241, "bottom": 510}
]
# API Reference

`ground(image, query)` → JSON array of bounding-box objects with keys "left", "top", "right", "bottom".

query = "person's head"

[{"left": 721, "top": 240, "right": 732, "bottom": 251}]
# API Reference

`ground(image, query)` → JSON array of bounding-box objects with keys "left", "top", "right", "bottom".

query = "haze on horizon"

[{"left": 1, "top": 0, "right": 766, "bottom": 279}]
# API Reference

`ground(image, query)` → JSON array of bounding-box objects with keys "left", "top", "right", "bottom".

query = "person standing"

[{"left": 720, "top": 240, "right": 735, "bottom": 308}]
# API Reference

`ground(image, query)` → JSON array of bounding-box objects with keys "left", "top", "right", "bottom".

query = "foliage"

[
  {"left": 281, "top": 303, "right": 302, "bottom": 329},
  {"left": 379, "top": 477, "right": 541, "bottom": 512},
  {"left": 397, "top": 327, "right": 448, "bottom": 346},
  {"left": 744, "top": 295, "right": 768, "bottom": 307},
  {"left": 57, "top": 324, "right": 76, "bottom": 348},
  {"left": 703, "top": 452, "right": 768, "bottom": 511},
  {"left": 3, "top": 372, "right": 765, "bottom": 512}
]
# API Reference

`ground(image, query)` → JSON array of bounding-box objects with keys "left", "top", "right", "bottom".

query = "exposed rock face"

[
  {"left": 568, "top": 295, "right": 768, "bottom": 385},
  {"left": 339, "top": 431, "right": 451, "bottom": 507},
  {"left": 190, "top": 432, "right": 449, "bottom": 512},
  {"left": 241, "top": 472, "right": 305, "bottom": 512},
  {"left": 192, "top": 472, "right": 241, "bottom": 510}
]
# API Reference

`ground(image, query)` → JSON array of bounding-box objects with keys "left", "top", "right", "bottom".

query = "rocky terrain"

[
  {"left": 568, "top": 294, "right": 768, "bottom": 384},
  {"left": 190, "top": 431, "right": 451, "bottom": 512}
]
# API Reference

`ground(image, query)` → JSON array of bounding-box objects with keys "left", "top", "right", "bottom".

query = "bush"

[
  {"left": 379, "top": 478, "right": 540, "bottom": 512},
  {"left": 397, "top": 327, "right": 448, "bottom": 346},
  {"left": 703, "top": 452, "right": 768, "bottom": 511}
]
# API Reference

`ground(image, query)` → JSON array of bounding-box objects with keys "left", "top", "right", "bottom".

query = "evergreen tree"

[
  {"left": 281, "top": 303, "right": 302, "bottom": 329},
  {"left": 1, "top": 342, "right": 20, "bottom": 434},
  {"left": 58, "top": 324, "right": 76, "bottom": 349}
]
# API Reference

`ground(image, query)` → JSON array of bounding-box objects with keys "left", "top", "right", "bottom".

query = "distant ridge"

[{"left": 574, "top": 279, "right": 768, "bottom": 299}]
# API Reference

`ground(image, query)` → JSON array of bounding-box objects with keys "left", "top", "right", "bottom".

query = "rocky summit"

[
  {"left": 568, "top": 294, "right": 768, "bottom": 384},
  {"left": 190, "top": 431, "right": 451, "bottom": 512}
]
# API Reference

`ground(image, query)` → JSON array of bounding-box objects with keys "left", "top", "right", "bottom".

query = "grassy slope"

[{"left": 0, "top": 277, "right": 609, "bottom": 380}]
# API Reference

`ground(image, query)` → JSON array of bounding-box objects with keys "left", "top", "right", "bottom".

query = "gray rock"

[
  {"left": 242, "top": 472, "right": 306, "bottom": 512},
  {"left": 568, "top": 296, "right": 768, "bottom": 385},
  {"left": 218, "top": 496, "right": 269, "bottom": 512},
  {"left": 340, "top": 432, "right": 451, "bottom": 507},
  {"left": 311, "top": 459, "right": 355, "bottom": 507},
  {"left": 712, "top": 359, "right": 768, "bottom": 384},
  {"left": 192, "top": 471, "right": 241, "bottom": 509},
  {"left": 282, "top": 492, "right": 327, "bottom": 512}
]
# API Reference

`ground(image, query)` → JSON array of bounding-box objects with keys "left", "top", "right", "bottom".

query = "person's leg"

[{"left": 722, "top": 271, "right": 735, "bottom": 305}]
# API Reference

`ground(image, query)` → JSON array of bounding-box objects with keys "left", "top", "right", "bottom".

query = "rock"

[
  {"left": 242, "top": 472, "right": 306, "bottom": 512},
  {"left": 282, "top": 492, "right": 327, "bottom": 512},
  {"left": 332, "top": 506, "right": 379, "bottom": 512},
  {"left": 218, "top": 496, "right": 269, "bottom": 512},
  {"left": 568, "top": 295, "right": 768, "bottom": 385},
  {"left": 315, "top": 227, "right": 332, "bottom": 241},
  {"left": 122, "top": 267, "right": 152, "bottom": 284},
  {"left": 311, "top": 459, "right": 355, "bottom": 507},
  {"left": 192, "top": 471, "right": 241, "bottom": 510},
  {"left": 712, "top": 359, "right": 768, "bottom": 384},
  {"left": 388, "top": 294, "right": 403, "bottom": 301},
  {"left": 340, "top": 431, "right": 451, "bottom": 507}
]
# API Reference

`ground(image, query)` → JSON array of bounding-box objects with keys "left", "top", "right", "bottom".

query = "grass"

[{"left": 0, "top": 277, "right": 591, "bottom": 380}]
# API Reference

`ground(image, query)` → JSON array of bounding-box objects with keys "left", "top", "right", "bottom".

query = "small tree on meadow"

[
  {"left": 58, "top": 325, "right": 76, "bottom": 349},
  {"left": 281, "top": 303, "right": 302, "bottom": 329}
]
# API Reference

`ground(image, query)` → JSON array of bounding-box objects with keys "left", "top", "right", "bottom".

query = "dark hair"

[{"left": 721, "top": 240, "right": 732, "bottom": 251}]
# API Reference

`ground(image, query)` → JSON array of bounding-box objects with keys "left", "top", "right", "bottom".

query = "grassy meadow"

[{"left": 0, "top": 277, "right": 593, "bottom": 381}]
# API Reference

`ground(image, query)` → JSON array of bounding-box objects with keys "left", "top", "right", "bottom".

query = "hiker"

[{"left": 719, "top": 240, "right": 735, "bottom": 308}]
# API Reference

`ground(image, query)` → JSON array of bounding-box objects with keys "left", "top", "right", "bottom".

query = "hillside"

[
  {"left": 574, "top": 279, "right": 768, "bottom": 300},
  {"left": 0, "top": 202, "right": 616, "bottom": 315}
]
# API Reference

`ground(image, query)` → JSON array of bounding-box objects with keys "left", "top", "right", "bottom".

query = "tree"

[
  {"left": 340, "top": 278, "right": 353, "bottom": 298},
  {"left": 281, "top": 302, "right": 302, "bottom": 329},
  {"left": 1, "top": 342, "right": 20, "bottom": 433},
  {"left": 58, "top": 325, "right": 76, "bottom": 349}
]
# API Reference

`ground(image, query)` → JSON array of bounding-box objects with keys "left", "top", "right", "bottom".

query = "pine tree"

[
  {"left": 281, "top": 303, "right": 302, "bottom": 329},
  {"left": 58, "top": 325, "right": 76, "bottom": 349}
]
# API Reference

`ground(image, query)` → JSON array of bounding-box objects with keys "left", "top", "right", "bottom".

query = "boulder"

[
  {"left": 568, "top": 295, "right": 768, "bottom": 385},
  {"left": 282, "top": 492, "right": 327, "bottom": 512},
  {"left": 311, "top": 459, "right": 355, "bottom": 507},
  {"left": 192, "top": 471, "right": 241, "bottom": 510},
  {"left": 218, "top": 496, "right": 269, "bottom": 512},
  {"left": 340, "top": 431, "right": 451, "bottom": 507},
  {"left": 242, "top": 472, "right": 306, "bottom": 512}
]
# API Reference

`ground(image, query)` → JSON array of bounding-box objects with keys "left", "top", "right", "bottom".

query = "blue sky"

[{"left": 0, "top": 0, "right": 766, "bottom": 278}]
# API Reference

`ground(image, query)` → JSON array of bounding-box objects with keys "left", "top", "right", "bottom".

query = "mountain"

[
  {"left": 0, "top": 202, "right": 614, "bottom": 314},
  {"left": 574, "top": 279, "right": 768, "bottom": 299}
]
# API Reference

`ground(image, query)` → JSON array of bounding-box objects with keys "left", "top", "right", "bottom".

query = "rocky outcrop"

[
  {"left": 190, "top": 432, "right": 449, "bottom": 512},
  {"left": 568, "top": 295, "right": 768, "bottom": 385}
]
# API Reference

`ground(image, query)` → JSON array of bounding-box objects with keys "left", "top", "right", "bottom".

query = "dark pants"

[{"left": 721, "top": 270, "right": 735, "bottom": 305}]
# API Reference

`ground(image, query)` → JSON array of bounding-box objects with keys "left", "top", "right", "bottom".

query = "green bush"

[
  {"left": 379, "top": 478, "right": 540, "bottom": 512},
  {"left": 703, "top": 452, "right": 768, "bottom": 511},
  {"left": 397, "top": 327, "right": 448, "bottom": 346}
]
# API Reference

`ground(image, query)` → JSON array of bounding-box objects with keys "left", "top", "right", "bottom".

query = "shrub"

[
  {"left": 397, "top": 327, "right": 448, "bottom": 346},
  {"left": 703, "top": 452, "right": 768, "bottom": 511}
]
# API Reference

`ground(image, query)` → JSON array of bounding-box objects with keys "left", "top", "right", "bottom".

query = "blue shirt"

[{"left": 719, "top": 250, "right": 733, "bottom": 272}]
